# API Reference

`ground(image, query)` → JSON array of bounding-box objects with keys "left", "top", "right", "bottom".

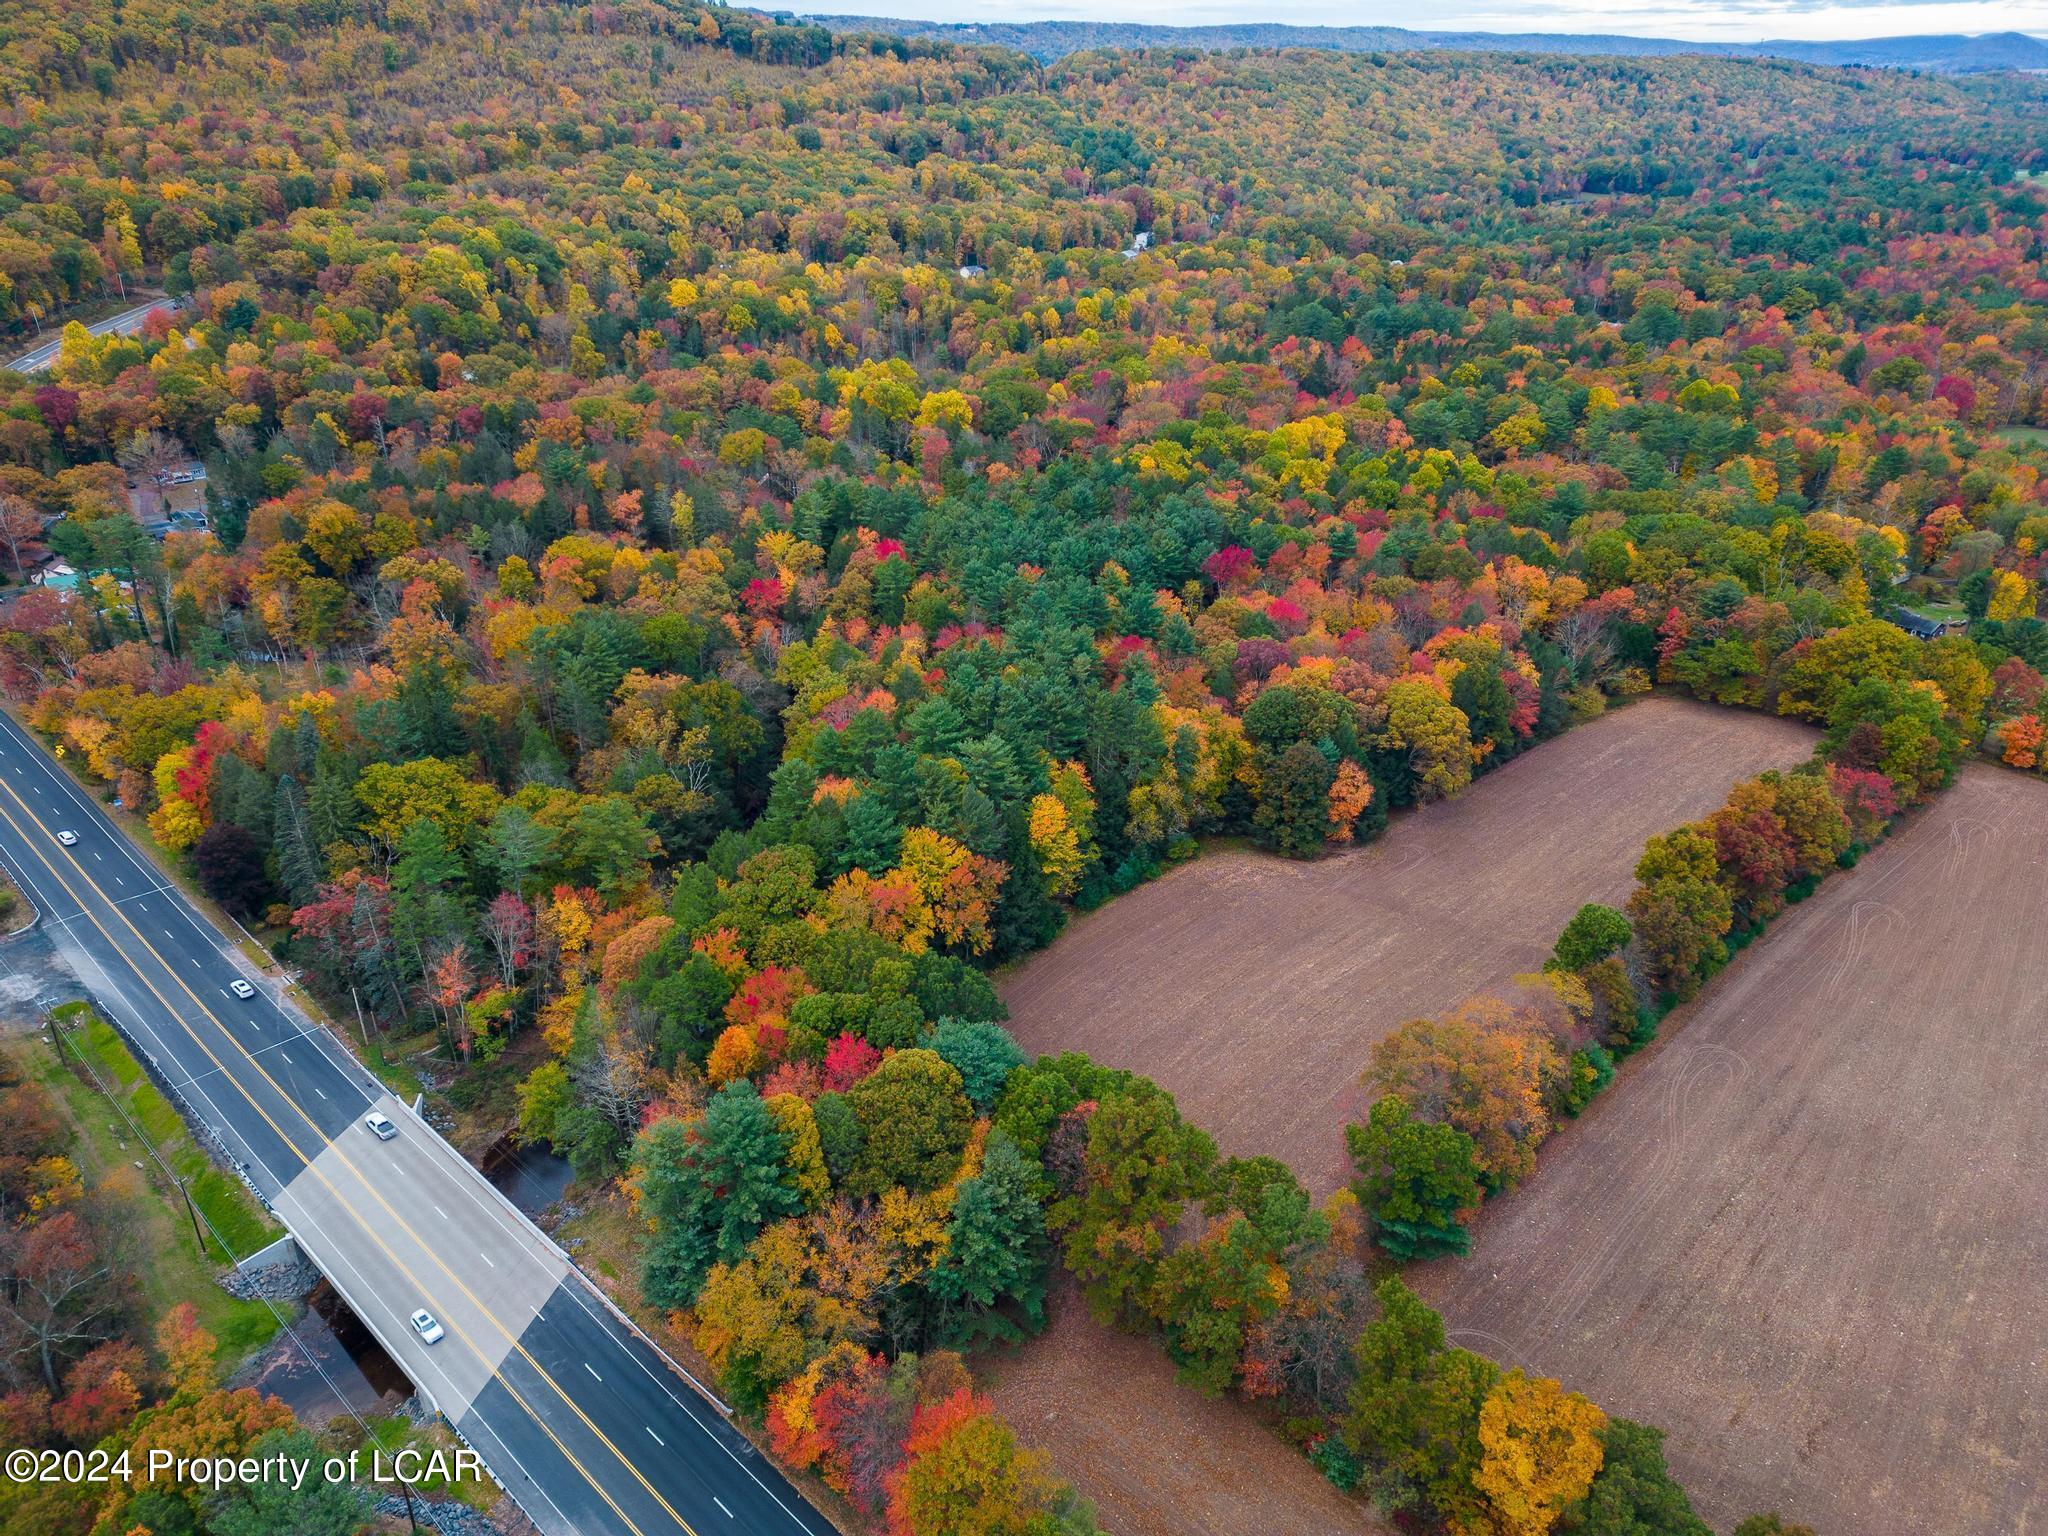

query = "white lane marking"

[
  {"left": 647, "top": 1426, "right": 664, "bottom": 1446},
  {"left": 368, "top": 1121, "right": 741, "bottom": 1436},
  {"left": 715, "top": 1497, "right": 734, "bottom": 1519},
  {"left": 10, "top": 898, "right": 279, "bottom": 1186},
  {"left": 390, "top": 1161, "right": 405, "bottom": 1178},
  {"left": 231, "top": 1025, "right": 323, "bottom": 1070},
  {"left": 274, "top": 1195, "right": 487, "bottom": 1431},
  {"left": 92, "top": 849, "right": 101, "bottom": 860},
  {"left": 347, "top": 1122, "right": 763, "bottom": 1510},
  {"left": 449, "top": 1401, "right": 575, "bottom": 1536},
  {"left": 572, "top": 1286, "right": 834, "bottom": 1534},
  {"left": 480, "top": 1252, "right": 495, "bottom": 1269},
  {"left": 162, "top": 928, "right": 173, "bottom": 940},
  {"left": 390, "top": 1115, "right": 833, "bottom": 1532},
  {"left": 4, "top": 747, "right": 800, "bottom": 1528},
  {"left": 279, "top": 1052, "right": 292, "bottom": 1065}
]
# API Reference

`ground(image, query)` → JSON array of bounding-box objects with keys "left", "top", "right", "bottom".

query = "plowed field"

[
  {"left": 1001, "top": 696, "right": 1818, "bottom": 1196},
  {"left": 1415, "top": 764, "right": 2048, "bottom": 1535},
  {"left": 988, "top": 697, "right": 1823, "bottom": 1535}
]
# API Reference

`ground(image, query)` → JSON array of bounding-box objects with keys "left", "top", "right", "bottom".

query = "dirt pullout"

[
  {"left": 982, "top": 1281, "right": 1391, "bottom": 1536},
  {"left": 1414, "top": 764, "right": 2048, "bottom": 1536},
  {"left": 1001, "top": 697, "right": 1817, "bottom": 1196}
]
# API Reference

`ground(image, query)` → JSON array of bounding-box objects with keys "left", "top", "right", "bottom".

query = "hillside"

[
  {"left": 804, "top": 15, "right": 2048, "bottom": 72},
  {"left": 1, "top": 4, "right": 2046, "bottom": 1536}
]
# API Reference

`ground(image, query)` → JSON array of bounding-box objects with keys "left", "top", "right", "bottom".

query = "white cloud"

[{"left": 819, "top": 0, "right": 2048, "bottom": 44}]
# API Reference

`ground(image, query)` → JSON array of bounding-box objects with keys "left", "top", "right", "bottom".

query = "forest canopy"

[{"left": 1, "top": 5, "right": 2044, "bottom": 1534}]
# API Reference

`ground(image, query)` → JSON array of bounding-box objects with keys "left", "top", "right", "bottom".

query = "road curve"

[{"left": 0, "top": 710, "right": 835, "bottom": 1536}]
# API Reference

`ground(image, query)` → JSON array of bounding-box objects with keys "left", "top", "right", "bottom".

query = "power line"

[{"left": 43, "top": 1006, "right": 428, "bottom": 1531}]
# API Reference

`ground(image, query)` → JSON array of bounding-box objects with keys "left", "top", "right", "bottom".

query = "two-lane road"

[
  {"left": 3, "top": 298, "right": 174, "bottom": 374},
  {"left": 0, "top": 711, "right": 836, "bottom": 1536}
]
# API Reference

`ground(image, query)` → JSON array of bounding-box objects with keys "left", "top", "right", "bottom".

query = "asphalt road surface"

[
  {"left": 3, "top": 298, "right": 173, "bottom": 373},
  {"left": 0, "top": 710, "right": 835, "bottom": 1536}
]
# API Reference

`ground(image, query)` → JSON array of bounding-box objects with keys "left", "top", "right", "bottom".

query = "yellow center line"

[{"left": 0, "top": 773, "right": 702, "bottom": 1536}]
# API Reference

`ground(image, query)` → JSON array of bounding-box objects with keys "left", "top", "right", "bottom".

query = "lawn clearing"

[
  {"left": 1413, "top": 763, "right": 2048, "bottom": 1535},
  {"left": 14, "top": 1022, "right": 282, "bottom": 1367},
  {"left": 1000, "top": 696, "right": 1817, "bottom": 1196}
]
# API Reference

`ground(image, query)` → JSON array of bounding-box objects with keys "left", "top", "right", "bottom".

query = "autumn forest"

[{"left": 0, "top": 2, "right": 2045, "bottom": 1534}]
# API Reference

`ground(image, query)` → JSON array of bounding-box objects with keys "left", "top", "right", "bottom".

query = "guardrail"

[
  {"left": 391, "top": 1064, "right": 739, "bottom": 1422},
  {"left": 43, "top": 1003, "right": 515, "bottom": 1526}
]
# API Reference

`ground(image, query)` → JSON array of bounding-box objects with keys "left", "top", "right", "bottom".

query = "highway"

[
  {"left": 0, "top": 710, "right": 837, "bottom": 1536},
  {"left": 3, "top": 298, "right": 174, "bottom": 373}
]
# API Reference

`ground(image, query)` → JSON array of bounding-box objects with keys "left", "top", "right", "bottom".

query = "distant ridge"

[{"left": 800, "top": 16, "right": 2048, "bottom": 73}]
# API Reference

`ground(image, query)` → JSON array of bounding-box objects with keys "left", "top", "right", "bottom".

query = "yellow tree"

[
  {"left": 765, "top": 1094, "right": 832, "bottom": 1209},
  {"left": 1026, "top": 793, "right": 1082, "bottom": 897},
  {"left": 892, "top": 828, "right": 1006, "bottom": 956},
  {"left": 891, "top": 1403, "right": 1057, "bottom": 1536},
  {"left": 101, "top": 202, "right": 142, "bottom": 299},
  {"left": 148, "top": 748, "right": 204, "bottom": 850},
  {"left": 693, "top": 1220, "right": 873, "bottom": 1412},
  {"left": 1986, "top": 570, "right": 2036, "bottom": 624},
  {"left": 599, "top": 914, "right": 676, "bottom": 997},
  {"left": 1474, "top": 1368, "right": 1607, "bottom": 1536},
  {"left": 706, "top": 1024, "right": 761, "bottom": 1087},
  {"left": 354, "top": 757, "right": 500, "bottom": 850},
  {"left": 1381, "top": 677, "right": 1475, "bottom": 802},
  {"left": 915, "top": 388, "right": 975, "bottom": 437},
  {"left": 155, "top": 1304, "right": 220, "bottom": 1403}
]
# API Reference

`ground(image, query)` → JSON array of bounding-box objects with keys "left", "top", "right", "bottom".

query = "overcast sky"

[{"left": 816, "top": 1, "right": 2047, "bottom": 43}]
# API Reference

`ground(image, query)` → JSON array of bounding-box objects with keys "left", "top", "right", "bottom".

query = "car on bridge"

[
  {"left": 365, "top": 1111, "right": 398, "bottom": 1140},
  {"left": 55, "top": 829, "right": 77, "bottom": 846},
  {"left": 410, "top": 1309, "right": 445, "bottom": 1344}
]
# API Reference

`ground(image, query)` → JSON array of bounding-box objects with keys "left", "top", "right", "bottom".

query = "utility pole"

[
  {"left": 177, "top": 1176, "right": 209, "bottom": 1259},
  {"left": 51, "top": 1012, "right": 208, "bottom": 1260}
]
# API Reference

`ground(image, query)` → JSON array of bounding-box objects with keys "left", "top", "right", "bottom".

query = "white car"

[
  {"left": 364, "top": 1111, "right": 398, "bottom": 1141},
  {"left": 55, "top": 830, "right": 77, "bottom": 847},
  {"left": 228, "top": 979, "right": 256, "bottom": 1000},
  {"left": 410, "top": 1309, "right": 445, "bottom": 1345}
]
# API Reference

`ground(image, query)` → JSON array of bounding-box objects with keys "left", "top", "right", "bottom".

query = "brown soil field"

[
  {"left": 1001, "top": 696, "right": 1818, "bottom": 1197},
  {"left": 1414, "top": 763, "right": 2048, "bottom": 1536},
  {"left": 987, "top": 698, "right": 1818, "bottom": 1536},
  {"left": 981, "top": 1280, "right": 1392, "bottom": 1536}
]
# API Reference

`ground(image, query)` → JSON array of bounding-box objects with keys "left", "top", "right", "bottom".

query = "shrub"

[{"left": 1550, "top": 904, "right": 1632, "bottom": 973}]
